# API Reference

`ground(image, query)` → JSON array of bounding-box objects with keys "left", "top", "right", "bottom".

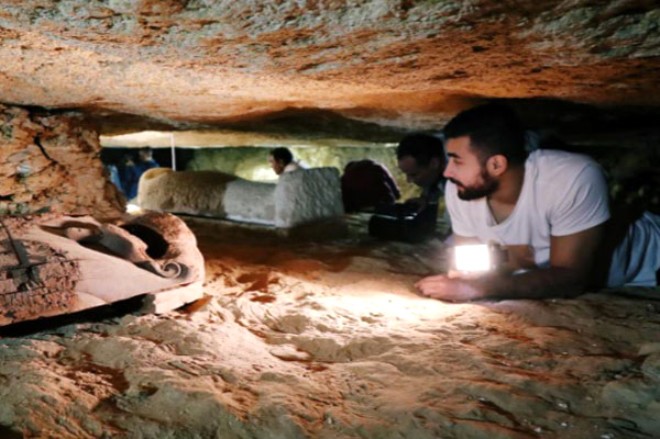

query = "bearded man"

[{"left": 416, "top": 103, "right": 660, "bottom": 301}]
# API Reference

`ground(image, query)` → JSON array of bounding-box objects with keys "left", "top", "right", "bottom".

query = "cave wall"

[
  {"left": 186, "top": 145, "right": 421, "bottom": 201},
  {"left": 0, "top": 104, "right": 124, "bottom": 219}
]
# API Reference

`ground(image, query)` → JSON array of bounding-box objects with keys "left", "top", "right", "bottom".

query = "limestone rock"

[
  {"left": 0, "top": 104, "right": 124, "bottom": 219},
  {"left": 0, "top": 1, "right": 657, "bottom": 134}
]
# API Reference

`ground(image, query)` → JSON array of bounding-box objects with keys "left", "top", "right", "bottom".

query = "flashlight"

[{"left": 452, "top": 244, "right": 508, "bottom": 274}]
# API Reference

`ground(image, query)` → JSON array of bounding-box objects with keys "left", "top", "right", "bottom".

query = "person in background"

[
  {"left": 105, "top": 161, "right": 123, "bottom": 193},
  {"left": 117, "top": 153, "right": 138, "bottom": 200},
  {"left": 135, "top": 147, "right": 159, "bottom": 174},
  {"left": 368, "top": 133, "right": 446, "bottom": 242},
  {"left": 124, "top": 147, "right": 159, "bottom": 200},
  {"left": 395, "top": 133, "right": 446, "bottom": 214},
  {"left": 341, "top": 159, "right": 400, "bottom": 213},
  {"left": 416, "top": 102, "right": 660, "bottom": 302},
  {"left": 268, "top": 147, "right": 306, "bottom": 175}
]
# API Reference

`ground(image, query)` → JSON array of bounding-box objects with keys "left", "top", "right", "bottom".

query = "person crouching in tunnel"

[
  {"left": 368, "top": 133, "right": 447, "bottom": 242},
  {"left": 416, "top": 102, "right": 660, "bottom": 302},
  {"left": 268, "top": 147, "right": 306, "bottom": 175}
]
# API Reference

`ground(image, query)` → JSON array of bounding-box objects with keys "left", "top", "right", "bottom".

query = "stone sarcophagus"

[
  {"left": 136, "top": 167, "right": 345, "bottom": 228},
  {"left": 0, "top": 212, "right": 205, "bottom": 327}
]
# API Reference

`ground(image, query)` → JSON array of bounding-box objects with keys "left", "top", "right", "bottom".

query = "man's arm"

[{"left": 416, "top": 224, "right": 605, "bottom": 301}]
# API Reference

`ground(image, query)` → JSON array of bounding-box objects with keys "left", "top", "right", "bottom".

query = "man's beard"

[{"left": 451, "top": 170, "right": 499, "bottom": 201}]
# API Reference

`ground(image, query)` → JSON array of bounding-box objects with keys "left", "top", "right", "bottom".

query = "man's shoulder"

[
  {"left": 528, "top": 149, "right": 603, "bottom": 181},
  {"left": 135, "top": 160, "right": 159, "bottom": 172},
  {"left": 283, "top": 162, "right": 299, "bottom": 173},
  {"left": 527, "top": 149, "right": 610, "bottom": 234},
  {"left": 529, "top": 148, "right": 598, "bottom": 165}
]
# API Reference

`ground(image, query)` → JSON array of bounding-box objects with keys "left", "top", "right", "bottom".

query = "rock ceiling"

[{"left": 0, "top": 0, "right": 659, "bottom": 141}]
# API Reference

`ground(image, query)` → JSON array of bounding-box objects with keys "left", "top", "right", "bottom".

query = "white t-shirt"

[
  {"left": 446, "top": 149, "right": 660, "bottom": 287},
  {"left": 283, "top": 161, "right": 307, "bottom": 173},
  {"left": 446, "top": 149, "right": 610, "bottom": 269}
]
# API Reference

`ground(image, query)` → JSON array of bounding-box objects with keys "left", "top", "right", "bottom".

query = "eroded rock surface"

[
  {"left": 0, "top": 104, "right": 124, "bottom": 219},
  {"left": 0, "top": 1, "right": 658, "bottom": 134}
]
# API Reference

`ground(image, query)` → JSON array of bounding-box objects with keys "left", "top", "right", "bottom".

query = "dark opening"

[{"left": 121, "top": 224, "right": 169, "bottom": 259}]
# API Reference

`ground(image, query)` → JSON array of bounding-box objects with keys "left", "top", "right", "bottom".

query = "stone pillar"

[{"left": 0, "top": 104, "right": 124, "bottom": 219}]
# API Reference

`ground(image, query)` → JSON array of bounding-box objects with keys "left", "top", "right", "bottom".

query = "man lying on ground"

[{"left": 416, "top": 103, "right": 660, "bottom": 302}]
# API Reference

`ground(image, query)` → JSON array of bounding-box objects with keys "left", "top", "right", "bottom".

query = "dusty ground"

[{"left": 1, "top": 215, "right": 659, "bottom": 439}]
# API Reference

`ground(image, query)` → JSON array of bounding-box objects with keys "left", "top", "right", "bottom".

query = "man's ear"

[{"left": 486, "top": 154, "right": 508, "bottom": 176}]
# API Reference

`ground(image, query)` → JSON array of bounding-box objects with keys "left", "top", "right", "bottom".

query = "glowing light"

[
  {"left": 126, "top": 203, "right": 142, "bottom": 214},
  {"left": 454, "top": 244, "right": 492, "bottom": 273}
]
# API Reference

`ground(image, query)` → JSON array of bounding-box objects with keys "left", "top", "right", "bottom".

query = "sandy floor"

[{"left": 1, "top": 215, "right": 659, "bottom": 439}]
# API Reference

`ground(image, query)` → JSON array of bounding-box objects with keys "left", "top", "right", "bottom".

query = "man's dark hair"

[
  {"left": 443, "top": 103, "right": 527, "bottom": 165},
  {"left": 395, "top": 133, "right": 445, "bottom": 166},
  {"left": 270, "top": 147, "right": 293, "bottom": 165}
]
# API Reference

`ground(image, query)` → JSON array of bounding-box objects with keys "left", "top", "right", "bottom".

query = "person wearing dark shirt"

[
  {"left": 124, "top": 147, "right": 159, "bottom": 200},
  {"left": 395, "top": 133, "right": 446, "bottom": 213},
  {"left": 341, "top": 159, "right": 401, "bottom": 213},
  {"left": 369, "top": 133, "right": 446, "bottom": 242}
]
